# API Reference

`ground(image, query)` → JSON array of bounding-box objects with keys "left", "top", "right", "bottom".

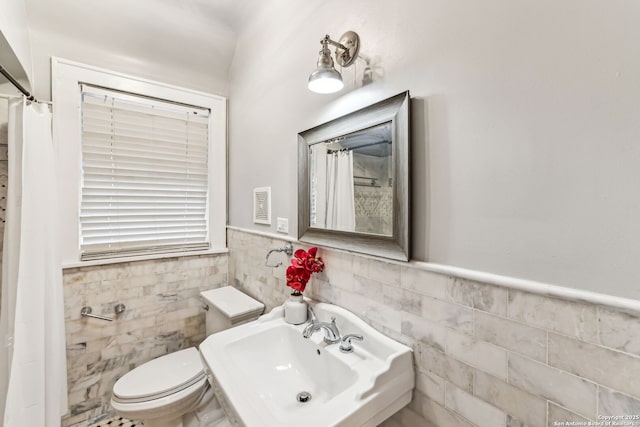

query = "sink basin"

[{"left": 199, "top": 301, "right": 414, "bottom": 427}]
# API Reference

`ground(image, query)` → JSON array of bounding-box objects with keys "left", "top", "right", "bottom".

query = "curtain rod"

[
  {"left": 327, "top": 140, "right": 391, "bottom": 154},
  {"left": 0, "top": 64, "right": 36, "bottom": 102}
]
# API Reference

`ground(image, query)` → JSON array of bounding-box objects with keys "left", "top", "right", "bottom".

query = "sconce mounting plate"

[{"left": 335, "top": 31, "right": 360, "bottom": 67}]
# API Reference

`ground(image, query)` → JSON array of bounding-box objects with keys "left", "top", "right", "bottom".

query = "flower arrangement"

[{"left": 286, "top": 247, "right": 324, "bottom": 295}]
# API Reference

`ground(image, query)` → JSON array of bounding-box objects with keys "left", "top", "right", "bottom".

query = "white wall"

[
  {"left": 228, "top": 0, "right": 640, "bottom": 300},
  {"left": 25, "top": 0, "right": 238, "bottom": 100},
  {"left": 0, "top": 0, "right": 32, "bottom": 85}
]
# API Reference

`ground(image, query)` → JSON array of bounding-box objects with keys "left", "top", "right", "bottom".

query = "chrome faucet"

[
  {"left": 307, "top": 305, "right": 318, "bottom": 323},
  {"left": 302, "top": 308, "right": 341, "bottom": 344},
  {"left": 302, "top": 318, "right": 341, "bottom": 344},
  {"left": 339, "top": 334, "right": 364, "bottom": 353}
]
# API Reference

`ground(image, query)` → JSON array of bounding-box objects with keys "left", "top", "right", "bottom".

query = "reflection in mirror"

[
  {"left": 298, "top": 91, "right": 410, "bottom": 261},
  {"left": 309, "top": 122, "right": 393, "bottom": 236}
]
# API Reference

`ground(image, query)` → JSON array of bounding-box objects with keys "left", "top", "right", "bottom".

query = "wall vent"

[{"left": 253, "top": 187, "right": 271, "bottom": 225}]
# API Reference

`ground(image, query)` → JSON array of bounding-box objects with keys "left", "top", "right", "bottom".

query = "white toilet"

[{"left": 110, "top": 286, "right": 264, "bottom": 427}]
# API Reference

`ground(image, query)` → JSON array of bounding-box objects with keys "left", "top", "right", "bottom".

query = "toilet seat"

[
  {"left": 112, "top": 347, "right": 205, "bottom": 403},
  {"left": 110, "top": 287, "right": 264, "bottom": 426}
]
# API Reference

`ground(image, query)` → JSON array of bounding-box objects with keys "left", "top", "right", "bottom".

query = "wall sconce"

[{"left": 308, "top": 31, "right": 360, "bottom": 94}]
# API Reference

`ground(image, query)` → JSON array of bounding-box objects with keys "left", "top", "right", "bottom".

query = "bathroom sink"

[{"left": 198, "top": 301, "right": 414, "bottom": 427}]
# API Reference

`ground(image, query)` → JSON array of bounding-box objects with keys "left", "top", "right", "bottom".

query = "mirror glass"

[
  {"left": 298, "top": 91, "right": 410, "bottom": 261},
  {"left": 309, "top": 122, "right": 393, "bottom": 236}
]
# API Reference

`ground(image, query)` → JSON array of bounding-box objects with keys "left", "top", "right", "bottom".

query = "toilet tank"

[{"left": 200, "top": 286, "right": 265, "bottom": 335}]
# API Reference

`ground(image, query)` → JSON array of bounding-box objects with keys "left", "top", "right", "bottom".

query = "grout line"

[
  {"left": 546, "top": 399, "right": 550, "bottom": 426},
  {"left": 596, "top": 305, "right": 602, "bottom": 346},
  {"left": 546, "top": 330, "right": 549, "bottom": 365},
  {"left": 596, "top": 384, "right": 600, "bottom": 421}
]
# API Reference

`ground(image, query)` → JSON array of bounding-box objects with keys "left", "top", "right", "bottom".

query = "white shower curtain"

[
  {"left": 0, "top": 98, "right": 68, "bottom": 426},
  {"left": 310, "top": 144, "right": 328, "bottom": 228},
  {"left": 326, "top": 150, "right": 356, "bottom": 232}
]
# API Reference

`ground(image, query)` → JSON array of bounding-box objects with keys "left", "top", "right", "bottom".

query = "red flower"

[
  {"left": 286, "top": 246, "right": 324, "bottom": 293},
  {"left": 309, "top": 258, "right": 324, "bottom": 273},
  {"left": 293, "top": 249, "right": 308, "bottom": 260},
  {"left": 290, "top": 256, "right": 305, "bottom": 269},
  {"left": 286, "top": 265, "right": 310, "bottom": 282}
]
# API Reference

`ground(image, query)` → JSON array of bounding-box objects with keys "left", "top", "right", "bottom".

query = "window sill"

[{"left": 62, "top": 247, "right": 229, "bottom": 270}]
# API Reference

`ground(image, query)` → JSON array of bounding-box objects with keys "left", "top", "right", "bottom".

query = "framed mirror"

[{"left": 298, "top": 91, "right": 410, "bottom": 261}]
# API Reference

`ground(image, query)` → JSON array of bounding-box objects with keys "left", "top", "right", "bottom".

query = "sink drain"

[{"left": 297, "top": 391, "right": 312, "bottom": 403}]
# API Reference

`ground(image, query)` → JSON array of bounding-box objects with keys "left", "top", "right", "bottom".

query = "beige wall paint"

[{"left": 228, "top": 0, "right": 640, "bottom": 301}]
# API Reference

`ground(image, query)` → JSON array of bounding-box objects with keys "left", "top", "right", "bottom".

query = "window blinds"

[{"left": 80, "top": 85, "right": 211, "bottom": 260}]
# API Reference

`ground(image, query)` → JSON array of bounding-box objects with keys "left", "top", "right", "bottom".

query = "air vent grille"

[{"left": 253, "top": 187, "right": 271, "bottom": 225}]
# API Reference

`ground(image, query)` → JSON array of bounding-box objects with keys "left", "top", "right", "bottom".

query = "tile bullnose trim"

[
  {"left": 414, "top": 261, "right": 640, "bottom": 314},
  {"left": 227, "top": 225, "right": 298, "bottom": 242},
  {"left": 227, "top": 226, "right": 640, "bottom": 314}
]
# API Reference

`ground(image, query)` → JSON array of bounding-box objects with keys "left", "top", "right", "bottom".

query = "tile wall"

[
  {"left": 353, "top": 152, "right": 393, "bottom": 235},
  {"left": 228, "top": 228, "right": 640, "bottom": 427},
  {"left": 354, "top": 185, "right": 393, "bottom": 236},
  {"left": 61, "top": 254, "right": 227, "bottom": 427}
]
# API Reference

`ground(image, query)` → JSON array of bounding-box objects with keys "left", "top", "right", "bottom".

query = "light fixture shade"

[
  {"left": 308, "top": 31, "right": 361, "bottom": 94},
  {"left": 308, "top": 42, "right": 344, "bottom": 94},
  {"left": 308, "top": 68, "right": 344, "bottom": 94}
]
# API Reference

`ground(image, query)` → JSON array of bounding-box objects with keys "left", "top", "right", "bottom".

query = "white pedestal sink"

[{"left": 198, "top": 300, "right": 415, "bottom": 427}]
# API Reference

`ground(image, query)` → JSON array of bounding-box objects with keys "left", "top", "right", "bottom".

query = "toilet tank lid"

[{"left": 200, "top": 286, "right": 264, "bottom": 319}]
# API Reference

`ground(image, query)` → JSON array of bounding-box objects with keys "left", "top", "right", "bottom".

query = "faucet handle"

[{"left": 340, "top": 334, "right": 364, "bottom": 353}]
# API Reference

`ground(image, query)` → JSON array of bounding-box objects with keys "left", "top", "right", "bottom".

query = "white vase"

[{"left": 284, "top": 292, "right": 308, "bottom": 324}]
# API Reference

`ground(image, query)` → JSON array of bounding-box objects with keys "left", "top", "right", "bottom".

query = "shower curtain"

[
  {"left": 0, "top": 98, "right": 68, "bottom": 426},
  {"left": 310, "top": 144, "right": 328, "bottom": 228},
  {"left": 326, "top": 150, "right": 356, "bottom": 232}
]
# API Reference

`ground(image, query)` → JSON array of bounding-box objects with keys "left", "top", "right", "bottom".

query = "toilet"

[{"left": 110, "top": 286, "right": 264, "bottom": 427}]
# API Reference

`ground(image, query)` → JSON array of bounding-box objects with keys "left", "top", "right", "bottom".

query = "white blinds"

[{"left": 80, "top": 85, "right": 211, "bottom": 260}]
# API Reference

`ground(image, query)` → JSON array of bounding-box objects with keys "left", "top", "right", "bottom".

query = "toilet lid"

[{"left": 113, "top": 347, "right": 205, "bottom": 402}]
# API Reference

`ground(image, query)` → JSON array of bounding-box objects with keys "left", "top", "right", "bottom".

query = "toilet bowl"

[{"left": 110, "top": 286, "right": 264, "bottom": 427}]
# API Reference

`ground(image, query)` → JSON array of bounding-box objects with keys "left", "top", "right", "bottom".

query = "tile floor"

[{"left": 90, "top": 416, "right": 142, "bottom": 427}]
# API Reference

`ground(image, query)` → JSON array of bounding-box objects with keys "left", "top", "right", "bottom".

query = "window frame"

[{"left": 53, "top": 58, "right": 227, "bottom": 267}]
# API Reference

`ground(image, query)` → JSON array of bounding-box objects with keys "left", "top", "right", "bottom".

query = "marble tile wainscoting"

[
  {"left": 62, "top": 254, "right": 228, "bottom": 427},
  {"left": 227, "top": 228, "right": 640, "bottom": 427}
]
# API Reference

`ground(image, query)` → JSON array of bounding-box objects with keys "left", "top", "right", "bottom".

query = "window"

[
  {"left": 53, "top": 58, "right": 227, "bottom": 266},
  {"left": 80, "top": 85, "right": 211, "bottom": 260}
]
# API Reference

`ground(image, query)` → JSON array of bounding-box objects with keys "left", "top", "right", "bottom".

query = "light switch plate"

[{"left": 277, "top": 217, "right": 289, "bottom": 233}]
